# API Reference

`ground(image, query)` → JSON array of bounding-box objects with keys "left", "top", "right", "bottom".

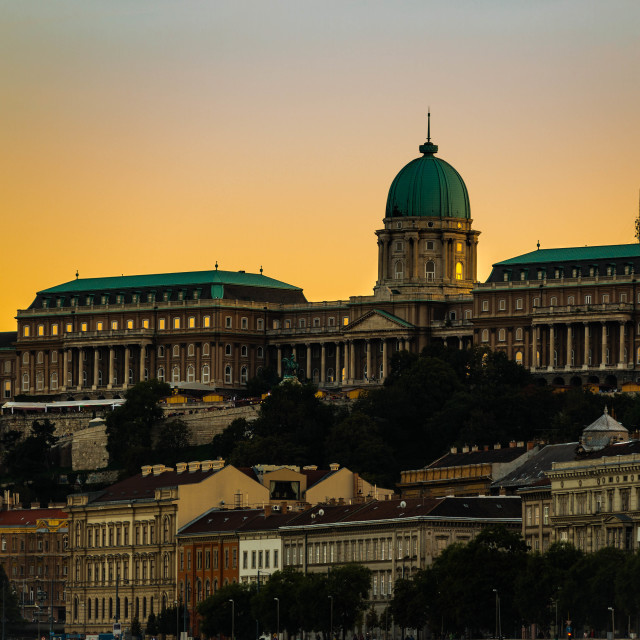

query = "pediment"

[{"left": 345, "top": 309, "right": 413, "bottom": 333}]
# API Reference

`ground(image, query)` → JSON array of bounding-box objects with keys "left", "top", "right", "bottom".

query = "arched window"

[
  {"left": 172, "top": 366, "right": 180, "bottom": 383},
  {"left": 157, "top": 345, "right": 165, "bottom": 358},
  {"left": 394, "top": 261, "right": 404, "bottom": 280},
  {"left": 37, "top": 351, "right": 43, "bottom": 364},
  {"left": 241, "top": 366, "right": 248, "bottom": 383},
  {"left": 225, "top": 344, "right": 232, "bottom": 356},
  {"left": 187, "top": 365, "right": 195, "bottom": 383},
  {"left": 515, "top": 351, "right": 523, "bottom": 365},
  {"left": 205, "top": 579, "right": 211, "bottom": 597},
  {"left": 157, "top": 367, "right": 165, "bottom": 382},
  {"left": 312, "top": 368, "right": 320, "bottom": 383},
  {"left": 257, "top": 346, "right": 264, "bottom": 359},
  {"left": 36, "top": 372, "right": 44, "bottom": 391},
  {"left": 425, "top": 261, "right": 435, "bottom": 281},
  {"left": 202, "top": 343, "right": 210, "bottom": 357},
  {"left": 498, "top": 329, "right": 506, "bottom": 342},
  {"left": 22, "top": 352, "right": 29, "bottom": 365},
  {"left": 172, "top": 345, "right": 180, "bottom": 358},
  {"left": 225, "top": 366, "right": 232, "bottom": 384},
  {"left": 481, "top": 329, "right": 489, "bottom": 343},
  {"left": 550, "top": 296, "right": 558, "bottom": 306},
  {"left": 163, "top": 554, "right": 169, "bottom": 578},
  {"left": 241, "top": 345, "right": 248, "bottom": 357},
  {"left": 455, "top": 261, "right": 463, "bottom": 280},
  {"left": 197, "top": 579, "right": 202, "bottom": 602},
  {"left": 50, "top": 372, "right": 58, "bottom": 390},
  {"left": 515, "top": 327, "right": 523, "bottom": 341},
  {"left": 327, "top": 368, "right": 334, "bottom": 383},
  {"left": 257, "top": 318, "right": 264, "bottom": 330},
  {"left": 188, "top": 343, "right": 195, "bottom": 357},
  {"left": 202, "top": 365, "right": 210, "bottom": 383},
  {"left": 22, "top": 373, "right": 29, "bottom": 392},
  {"left": 88, "top": 598, "right": 92, "bottom": 619}
]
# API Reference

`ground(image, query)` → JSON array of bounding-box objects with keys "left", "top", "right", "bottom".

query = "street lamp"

[
  {"left": 328, "top": 595, "right": 333, "bottom": 640},
  {"left": 608, "top": 607, "right": 615, "bottom": 640},
  {"left": 493, "top": 589, "right": 502, "bottom": 640},
  {"left": 229, "top": 599, "right": 235, "bottom": 640},
  {"left": 174, "top": 600, "right": 179, "bottom": 640},
  {"left": 274, "top": 597, "right": 280, "bottom": 640}
]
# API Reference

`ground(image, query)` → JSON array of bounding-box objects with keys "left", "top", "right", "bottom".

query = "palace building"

[{"left": 4, "top": 121, "right": 640, "bottom": 399}]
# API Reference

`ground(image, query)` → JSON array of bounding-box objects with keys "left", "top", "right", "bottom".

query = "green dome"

[{"left": 385, "top": 138, "right": 470, "bottom": 219}]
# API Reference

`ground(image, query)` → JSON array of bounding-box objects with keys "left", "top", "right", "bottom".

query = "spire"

[
  {"left": 537, "top": 240, "right": 540, "bottom": 250},
  {"left": 419, "top": 110, "right": 438, "bottom": 156},
  {"left": 636, "top": 189, "right": 640, "bottom": 243},
  {"left": 75, "top": 269, "right": 79, "bottom": 279},
  {"left": 215, "top": 261, "right": 218, "bottom": 271}
]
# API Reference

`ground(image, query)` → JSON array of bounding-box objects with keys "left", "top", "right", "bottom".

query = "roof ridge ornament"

[{"left": 419, "top": 110, "right": 438, "bottom": 156}]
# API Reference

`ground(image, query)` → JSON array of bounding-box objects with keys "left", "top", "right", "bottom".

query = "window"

[
  {"left": 455, "top": 262, "right": 463, "bottom": 280},
  {"left": 499, "top": 299, "right": 506, "bottom": 311},
  {"left": 37, "top": 324, "right": 45, "bottom": 336},
  {"left": 225, "top": 317, "right": 232, "bottom": 328},
  {"left": 550, "top": 297, "right": 557, "bottom": 306},
  {"left": 172, "top": 344, "right": 180, "bottom": 358},
  {"left": 313, "top": 317, "right": 320, "bottom": 327},
  {"left": 241, "top": 317, "right": 248, "bottom": 329},
  {"left": 173, "top": 317, "right": 181, "bottom": 329},
  {"left": 157, "top": 345, "right": 165, "bottom": 358},
  {"left": 585, "top": 295, "right": 592, "bottom": 304},
  {"left": 23, "top": 326, "right": 30, "bottom": 337},
  {"left": 202, "top": 365, "right": 210, "bottom": 383},
  {"left": 111, "top": 321, "right": 119, "bottom": 330},
  {"left": 425, "top": 261, "right": 435, "bottom": 281},
  {"left": 498, "top": 329, "right": 506, "bottom": 342},
  {"left": 515, "top": 351, "right": 523, "bottom": 365},
  {"left": 187, "top": 365, "right": 195, "bottom": 383},
  {"left": 257, "top": 318, "right": 264, "bottom": 330},
  {"left": 456, "top": 241, "right": 463, "bottom": 252},
  {"left": 395, "top": 241, "right": 403, "bottom": 252},
  {"left": 328, "top": 317, "right": 335, "bottom": 327},
  {"left": 158, "top": 318, "right": 166, "bottom": 330},
  {"left": 188, "top": 317, "right": 196, "bottom": 329},
  {"left": 515, "top": 298, "right": 523, "bottom": 310},
  {"left": 299, "top": 318, "right": 306, "bottom": 328},
  {"left": 257, "top": 346, "right": 264, "bottom": 359},
  {"left": 51, "top": 323, "right": 59, "bottom": 335},
  {"left": 188, "top": 343, "right": 195, "bottom": 357},
  {"left": 225, "top": 344, "right": 232, "bottom": 356},
  {"left": 515, "top": 327, "right": 523, "bottom": 341},
  {"left": 172, "top": 366, "right": 180, "bottom": 383},
  {"left": 225, "top": 366, "right": 232, "bottom": 384},
  {"left": 126, "top": 319, "right": 134, "bottom": 330},
  {"left": 568, "top": 296, "right": 575, "bottom": 305},
  {"left": 394, "top": 261, "right": 404, "bottom": 279},
  {"left": 481, "top": 329, "right": 489, "bottom": 343},
  {"left": 482, "top": 300, "right": 489, "bottom": 312},
  {"left": 343, "top": 316, "right": 349, "bottom": 326},
  {"left": 602, "top": 294, "right": 609, "bottom": 303},
  {"left": 426, "top": 240, "right": 434, "bottom": 250},
  {"left": 241, "top": 366, "right": 248, "bottom": 383},
  {"left": 241, "top": 345, "right": 248, "bottom": 357}
]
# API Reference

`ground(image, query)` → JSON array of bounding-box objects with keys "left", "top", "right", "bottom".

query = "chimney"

[
  {"left": 494, "top": 443, "right": 502, "bottom": 450},
  {"left": 450, "top": 447, "right": 457, "bottom": 454},
  {"left": 176, "top": 462, "right": 188, "bottom": 474},
  {"left": 201, "top": 460, "right": 215, "bottom": 472},
  {"left": 509, "top": 441, "right": 516, "bottom": 448},
  {"left": 188, "top": 461, "right": 201, "bottom": 473},
  {"left": 471, "top": 445, "right": 478, "bottom": 452},
  {"left": 329, "top": 463, "right": 340, "bottom": 472},
  {"left": 211, "top": 459, "right": 225, "bottom": 470},
  {"left": 527, "top": 441, "right": 536, "bottom": 451},
  {"left": 484, "top": 445, "right": 489, "bottom": 451},
  {"left": 462, "top": 445, "right": 469, "bottom": 453},
  {"left": 30, "top": 502, "right": 40, "bottom": 510},
  {"left": 264, "top": 504, "right": 272, "bottom": 517},
  {"left": 141, "top": 465, "right": 153, "bottom": 477},
  {"left": 517, "top": 441, "right": 524, "bottom": 448},
  {"left": 303, "top": 465, "right": 318, "bottom": 471},
  {"left": 152, "top": 464, "right": 167, "bottom": 476}
]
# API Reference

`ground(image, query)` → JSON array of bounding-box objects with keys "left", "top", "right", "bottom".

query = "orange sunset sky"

[{"left": 2, "top": 1, "right": 639, "bottom": 331}]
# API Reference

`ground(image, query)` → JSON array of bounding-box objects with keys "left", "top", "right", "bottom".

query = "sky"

[{"left": 2, "top": 1, "right": 639, "bottom": 330}]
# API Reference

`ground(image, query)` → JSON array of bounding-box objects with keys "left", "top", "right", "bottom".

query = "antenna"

[{"left": 427, "top": 108, "right": 431, "bottom": 143}]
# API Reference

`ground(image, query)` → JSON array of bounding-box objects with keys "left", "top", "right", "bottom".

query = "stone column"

[
  {"left": 583, "top": 323, "right": 589, "bottom": 369},
  {"left": 547, "top": 325, "right": 555, "bottom": 370},
  {"left": 403, "top": 339, "right": 410, "bottom": 352},
  {"left": 93, "top": 348, "right": 99, "bottom": 389},
  {"left": 531, "top": 326, "right": 538, "bottom": 368},
  {"left": 600, "top": 322, "right": 608, "bottom": 368},
  {"left": 28, "top": 352, "right": 35, "bottom": 394},
  {"left": 366, "top": 340, "right": 372, "bottom": 382},
  {"left": 195, "top": 343, "right": 201, "bottom": 382},
  {"left": 234, "top": 343, "right": 239, "bottom": 384},
  {"left": 139, "top": 345, "right": 146, "bottom": 381},
  {"left": 618, "top": 322, "right": 626, "bottom": 368},
  {"left": 123, "top": 346, "right": 131, "bottom": 388},
  {"left": 349, "top": 340, "right": 356, "bottom": 380},
  {"left": 306, "top": 343, "right": 312, "bottom": 381},
  {"left": 382, "top": 339, "right": 388, "bottom": 381},
  {"left": 320, "top": 344, "right": 326, "bottom": 383},
  {"left": 277, "top": 345, "right": 282, "bottom": 377},
  {"left": 335, "top": 342, "right": 341, "bottom": 383},
  {"left": 566, "top": 324, "right": 573, "bottom": 369},
  {"left": 77, "top": 348, "right": 83, "bottom": 389},
  {"left": 108, "top": 347, "right": 115, "bottom": 389},
  {"left": 62, "top": 349, "right": 68, "bottom": 391},
  {"left": 377, "top": 240, "right": 384, "bottom": 283}
]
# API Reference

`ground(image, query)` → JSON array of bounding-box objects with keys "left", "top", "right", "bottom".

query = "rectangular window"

[
  {"left": 173, "top": 317, "right": 181, "bottom": 329},
  {"left": 111, "top": 321, "right": 118, "bottom": 330},
  {"left": 515, "top": 298, "right": 523, "bottom": 310},
  {"left": 482, "top": 300, "right": 489, "bottom": 311},
  {"left": 188, "top": 317, "right": 196, "bottom": 329},
  {"left": 142, "top": 319, "right": 149, "bottom": 329},
  {"left": 274, "top": 550, "right": 278, "bottom": 568},
  {"left": 233, "top": 549, "right": 237, "bottom": 568},
  {"left": 224, "top": 549, "right": 229, "bottom": 569},
  {"left": 251, "top": 551, "right": 256, "bottom": 569},
  {"left": 585, "top": 295, "right": 592, "bottom": 304},
  {"left": 243, "top": 551, "right": 248, "bottom": 569},
  {"left": 158, "top": 318, "right": 166, "bottom": 330},
  {"left": 499, "top": 299, "right": 506, "bottom": 311},
  {"left": 203, "top": 315, "right": 211, "bottom": 328},
  {"left": 265, "top": 550, "right": 270, "bottom": 568},
  {"left": 225, "top": 317, "right": 232, "bottom": 328},
  {"left": 96, "top": 321, "right": 103, "bottom": 331},
  {"left": 126, "top": 319, "right": 134, "bottom": 329}
]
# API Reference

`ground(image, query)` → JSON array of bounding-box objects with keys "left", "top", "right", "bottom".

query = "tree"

[
  {"left": 154, "top": 418, "right": 191, "bottom": 465},
  {"left": 145, "top": 611, "right": 159, "bottom": 635},
  {"left": 105, "top": 379, "right": 171, "bottom": 472},
  {"left": 327, "top": 564, "right": 372, "bottom": 639},
  {"left": 131, "top": 616, "right": 142, "bottom": 638},
  {"left": 198, "top": 582, "right": 255, "bottom": 638},
  {"left": 253, "top": 568, "right": 309, "bottom": 635}
]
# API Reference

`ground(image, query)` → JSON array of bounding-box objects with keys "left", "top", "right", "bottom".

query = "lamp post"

[
  {"left": 229, "top": 599, "right": 235, "bottom": 640},
  {"left": 175, "top": 599, "right": 179, "bottom": 640},
  {"left": 608, "top": 607, "right": 615, "bottom": 640},
  {"left": 328, "top": 595, "right": 333, "bottom": 640},
  {"left": 274, "top": 597, "right": 280, "bottom": 640},
  {"left": 493, "top": 589, "right": 502, "bottom": 640}
]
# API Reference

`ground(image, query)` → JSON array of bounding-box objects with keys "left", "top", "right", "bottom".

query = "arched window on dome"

[
  {"left": 394, "top": 261, "right": 404, "bottom": 280},
  {"left": 455, "top": 261, "right": 463, "bottom": 280},
  {"left": 425, "top": 261, "right": 435, "bottom": 282}
]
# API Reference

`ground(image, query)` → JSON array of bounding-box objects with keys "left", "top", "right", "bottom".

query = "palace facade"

[{"left": 4, "top": 125, "right": 640, "bottom": 400}]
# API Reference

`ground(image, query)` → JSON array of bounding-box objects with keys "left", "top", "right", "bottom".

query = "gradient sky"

[{"left": 2, "top": 1, "right": 639, "bottom": 330}]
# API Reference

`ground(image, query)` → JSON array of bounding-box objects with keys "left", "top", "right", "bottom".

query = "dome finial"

[
  {"left": 635, "top": 189, "right": 640, "bottom": 243},
  {"left": 419, "top": 109, "right": 438, "bottom": 155}
]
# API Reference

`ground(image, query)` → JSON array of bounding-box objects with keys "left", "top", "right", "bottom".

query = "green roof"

[
  {"left": 386, "top": 137, "right": 470, "bottom": 220},
  {"left": 494, "top": 244, "right": 640, "bottom": 267},
  {"left": 38, "top": 269, "right": 302, "bottom": 295}
]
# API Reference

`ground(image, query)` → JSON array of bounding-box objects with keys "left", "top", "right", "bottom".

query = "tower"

[{"left": 374, "top": 117, "right": 480, "bottom": 298}]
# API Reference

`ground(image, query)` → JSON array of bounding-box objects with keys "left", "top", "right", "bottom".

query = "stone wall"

[{"left": 72, "top": 421, "right": 109, "bottom": 471}]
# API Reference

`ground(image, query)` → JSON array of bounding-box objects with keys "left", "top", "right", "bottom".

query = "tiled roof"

[
  {"left": 38, "top": 269, "right": 302, "bottom": 294},
  {"left": 302, "top": 469, "right": 334, "bottom": 488},
  {"left": 178, "top": 508, "right": 263, "bottom": 536},
  {"left": 92, "top": 467, "right": 222, "bottom": 503},
  {"left": 426, "top": 446, "right": 527, "bottom": 469},
  {"left": 282, "top": 503, "right": 369, "bottom": 528},
  {"left": 493, "top": 244, "right": 640, "bottom": 266},
  {"left": 0, "top": 508, "right": 68, "bottom": 526},
  {"left": 339, "top": 498, "right": 441, "bottom": 522},
  {"left": 493, "top": 443, "right": 579, "bottom": 490},
  {"left": 583, "top": 408, "right": 627, "bottom": 433},
  {"left": 240, "top": 511, "right": 300, "bottom": 532},
  {"left": 429, "top": 496, "right": 521, "bottom": 520},
  {"left": 580, "top": 439, "right": 640, "bottom": 460}
]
